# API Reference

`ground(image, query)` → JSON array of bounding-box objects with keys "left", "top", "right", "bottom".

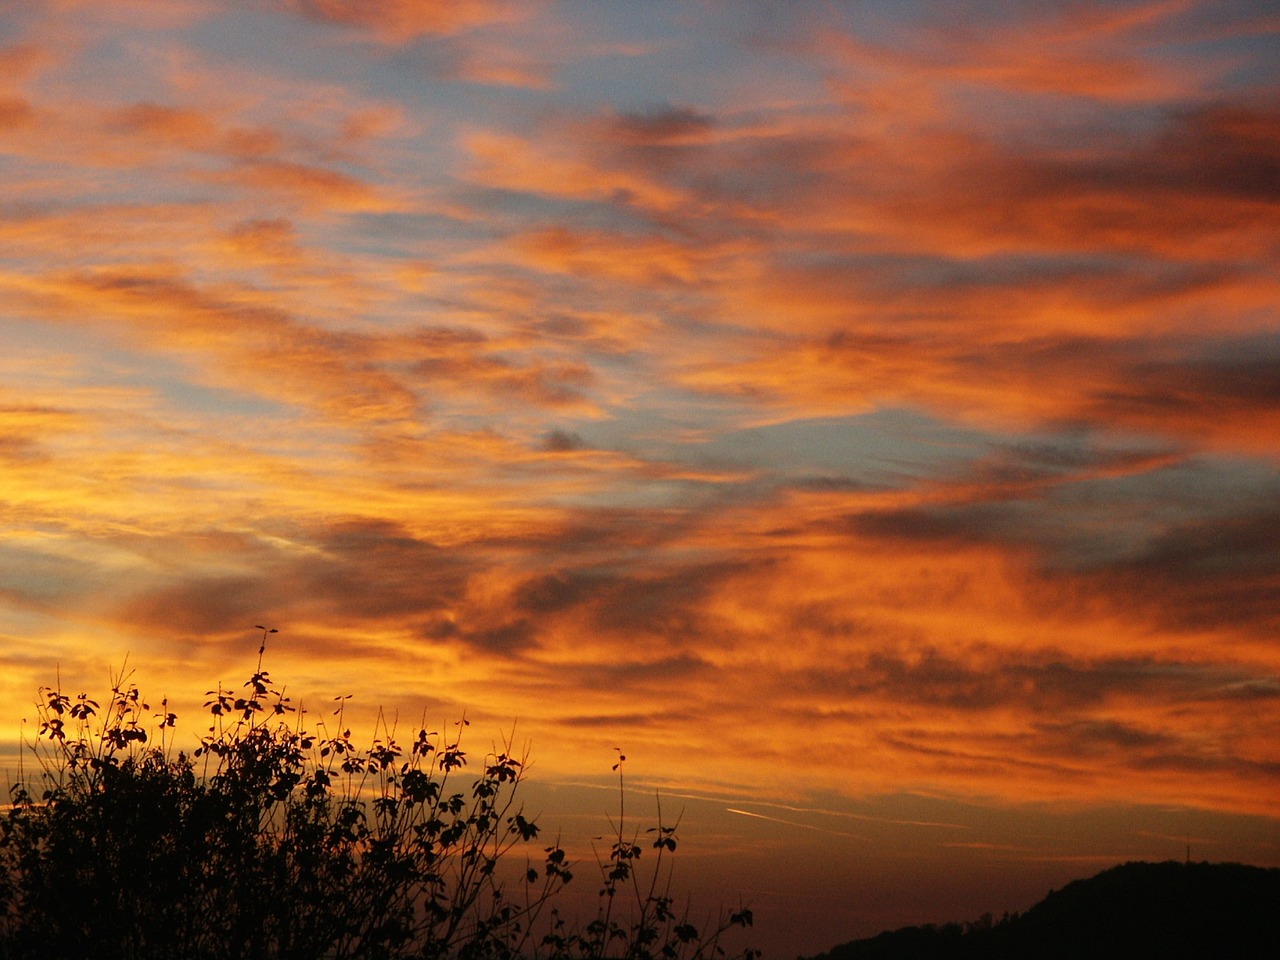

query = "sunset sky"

[{"left": 1, "top": 0, "right": 1278, "bottom": 954}]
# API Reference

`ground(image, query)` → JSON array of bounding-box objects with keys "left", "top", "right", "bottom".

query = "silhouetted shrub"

[{"left": 0, "top": 632, "right": 754, "bottom": 960}]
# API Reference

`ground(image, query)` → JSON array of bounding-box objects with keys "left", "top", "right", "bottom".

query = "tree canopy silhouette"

[{"left": 0, "top": 636, "right": 754, "bottom": 960}]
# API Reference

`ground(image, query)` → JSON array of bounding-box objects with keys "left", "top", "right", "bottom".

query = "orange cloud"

[
  {"left": 822, "top": 0, "right": 1206, "bottom": 106},
  {"left": 0, "top": 95, "right": 36, "bottom": 130},
  {"left": 214, "top": 159, "right": 395, "bottom": 212},
  {"left": 463, "top": 130, "right": 692, "bottom": 214},
  {"left": 3, "top": 340, "right": 1278, "bottom": 819},
  {"left": 281, "top": 0, "right": 528, "bottom": 42},
  {"left": 0, "top": 44, "right": 50, "bottom": 85},
  {"left": 106, "top": 101, "right": 219, "bottom": 148},
  {"left": 511, "top": 226, "right": 743, "bottom": 287},
  {"left": 6, "top": 252, "right": 607, "bottom": 429}
]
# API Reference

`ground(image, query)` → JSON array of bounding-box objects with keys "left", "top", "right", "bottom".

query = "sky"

[{"left": 1, "top": 0, "right": 1278, "bottom": 954}]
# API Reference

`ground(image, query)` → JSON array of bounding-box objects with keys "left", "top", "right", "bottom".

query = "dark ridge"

[{"left": 800, "top": 860, "right": 1280, "bottom": 960}]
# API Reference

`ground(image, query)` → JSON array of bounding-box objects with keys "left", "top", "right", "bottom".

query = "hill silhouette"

[{"left": 801, "top": 861, "right": 1280, "bottom": 960}]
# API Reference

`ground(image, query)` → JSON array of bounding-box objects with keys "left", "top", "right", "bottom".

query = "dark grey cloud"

[
  {"left": 844, "top": 505, "right": 1011, "bottom": 547},
  {"left": 463, "top": 618, "right": 537, "bottom": 655},
  {"left": 1130, "top": 753, "right": 1280, "bottom": 779},
  {"left": 1073, "top": 509, "right": 1280, "bottom": 634},
  {"left": 604, "top": 105, "right": 717, "bottom": 158},
  {"left": 952, "top": 332, "right": 1280, "bottom": 442},
  {"left": 588, "top": 563, "right": 743, "bottom": 636},
  {"left": 511, "top": 558, "right": 753, "bottom": 647},
  {"left": 555, "top": 709, "right": 694, "bottom": 729},
  {"left": 1087, "top": 353, "right": 1280, "bottom": 422},
  {"left": 877, "top": 732, "right": 1076, "bottom": 777},
  {"left": 793, "top": 649, "right": 1280, "bottom": 714},
  {"left": 0, "top": 432, "right": 42, "bottom": 461},
  {"left": 113, "top": 511, "right": 751, "bottom": 662},
  {"left": 539, "top": 429, "right": 587, "bottom": 453},
  {"left": 560, "top": 653, "right": 713, "bottom": 692},
  {"left": 514, "top": 571, "right": 601, "bottom": 615},
  {"left": 1050, "top": 102, "right": 1280, "bottom": 204},
  {"left": 880, "top": 720, "right": 1280, "bottom": 789},
  {"left": 117, "top": 518, "right": 468, "bottom": 645},
  {"left": 1033, "top": 718, "right": 1178, "bottom": 754},
  {"left": 121, "top": 574, "right": 276, "bottom": 637},
  {"left": 610, "top": 105, "right": 715, "bottom": 144},
  {"left": 299, "top": 519, "right": 468, "bottom": 621}
]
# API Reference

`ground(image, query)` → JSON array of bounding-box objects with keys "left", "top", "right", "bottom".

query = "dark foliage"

[
  {"left": 0, "top": 636, "right": 754, "bottom": 960},
  {"left": 802, "top": 860, "right": 1280, "bottom": 960}
]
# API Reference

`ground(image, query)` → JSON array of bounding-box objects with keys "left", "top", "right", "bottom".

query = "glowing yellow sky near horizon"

[{"left": 2, "top": 0, "right": 1279, "bottom": 952}]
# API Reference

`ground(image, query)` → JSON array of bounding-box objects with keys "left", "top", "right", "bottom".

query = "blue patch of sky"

[
  {"left": 555, "top": 415, "right": 1279, "bottom": 569},
  {"left": 189, "top": 12, "right": 476, "bottom": 182},
  {"left": 48, "top": 20, "right": 188, "bottom": 104},
  {"left": 786, "top": 247, "right": 1162, "bottom": 294},
  {"left": 1196, "top": 329, "right": 1280, "bottom": 363},
  {"left": 147, "top": 370, "right": 298, "bottom": 424},
  {"left": 186, "top": 6, "right": 361, "bottom": 82},
  {"left": 1174, "top": 0, "right": 1280, "bottom": 89},
  {"left": 4, "top": 320, "right": 148, "bottom": 385},
  {"left": 1054, "top": 454, "right": 1280, "bottom": 524},
  {"left": 0, "top": 606, "right": 77, "bottom": 652},
  {"left": 595, "top": 407, "right": 995, "bottom": 491},
  {"left": 377, "top": 44, "right": 548, "bottom": 126},
  {"left": 348, "top": 210, "right": 491, "bottom": 249},
  {"left": 0, "top": 537, "right": 115, "bottom": 607},
  {"left": 547, "top": 1, "right": 827, "bottom": 115},
  {"left": 446, "top": 184, "right": 649, "bottom": 237},
  {"left": 961, "top": 443, "right": 1280, "bottom": 569},
  {"left": 8, "top": 320, "right": 295, "bottom": 426}
]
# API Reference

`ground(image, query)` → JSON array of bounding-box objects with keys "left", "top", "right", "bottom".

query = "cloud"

[
  {"left": 513, "top": 571, "right": 598, "bottom": 614},
  {"left": 0, "top": 95, "right": 36, "bottom": 129},
  {"left": 463, "top": 130, "right": 692, "bottom": 214},
  {"left": 2, "top": 0, "right": 1279, "bottom": 832},
  {"left": 1069, "top": 508, "right": 1280, "bottom": 636},
  {"left": 953, "top": 101, "right": 1280, "bottom": 259},
  {"left": 0, "top": 404, "right": 84, "bottom": 462},
  {"left": 510, "top": 226, "right": 728, "bottom": 286},
  {"left": 605, "top": 105, "right": 718, "bottom": 147},
  {"left": 1080, "top": 347, "right": 1280, "bottom": 451},
  {"left": 452, "top": 46, "right": 1277, "bottom": 461},
  {"left": 280, "top": 0, "right": 527, "bottom": 42},
  {"left": 219, "top": 217, "right": 304, "bottom": 266},
  {"left": 8, "top": 262, "right": 604, "bottom": 426},
  {"left": 451, "top": 45, "right": 557, "bottom": 91},
  {"left": 106, "top": 101, "right": 220, "bottom": 149},
  {"left": 214, "top": 160, "right": 395, "bottom": 212},
  {"left": 539, "top": 429, "right": 587, "bottom": 453},
  {"left": 0, "top": 44, "right": 50, "bottom": 86},
  {"left": 805, "top": 649, "right": 1280, "bottom": 715},
  {"left": 821, "top": 0, "right": 1214, "bottom": 106},
  {"left": 31, "top": 0, "right": 213, "bottom": 29},
  {"left": 115, "top": 518, "right": 470, "bottom": 643},
  {"left": 556, "top": 710, "right": 692, "bottom": 729},
  {"left": 681, "top": 326, "right": 1280, "bottom": 452}
]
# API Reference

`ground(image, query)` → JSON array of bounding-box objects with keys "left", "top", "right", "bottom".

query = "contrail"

[
  {"left": 543, "top": 778, "right": 968, "bottom": 831},
  {"left": 659, "top": 787, "right": 968, "bottom": 830},
  {"left": 725, "top": 807, "right": 869, "bottom": 840},
  {"left": 732, "top": 799, "right": 967, "bottom": 830}
]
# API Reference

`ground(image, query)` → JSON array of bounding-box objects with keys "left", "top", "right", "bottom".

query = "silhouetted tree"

[{"left": 0, "top": 635, "right": 754, "bottom": 960}]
